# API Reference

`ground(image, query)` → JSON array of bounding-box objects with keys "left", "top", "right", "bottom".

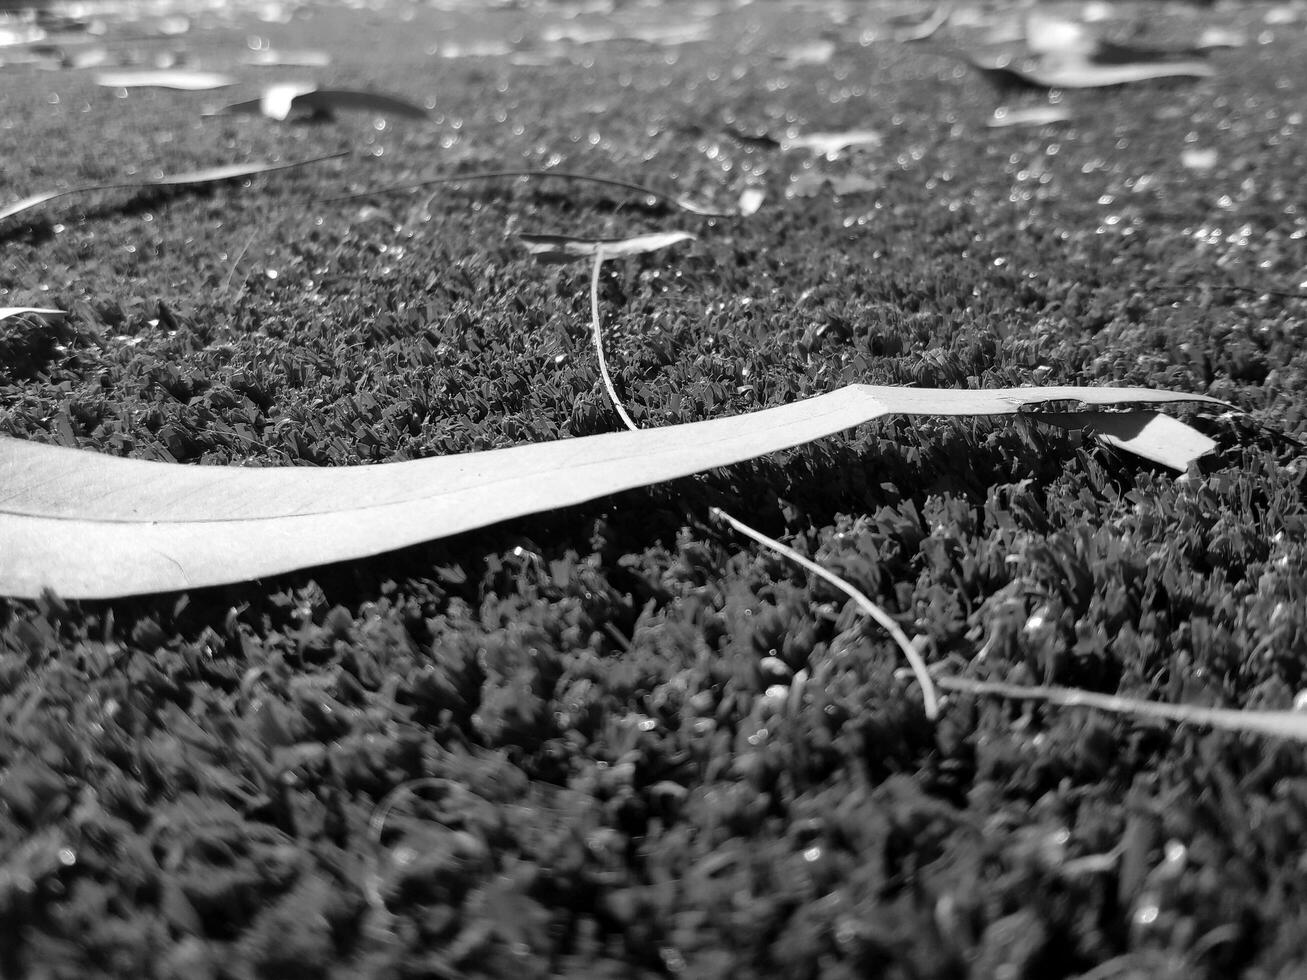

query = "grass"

[{"left": 2, "top": 0, "right": 1307, "bottom": 977}]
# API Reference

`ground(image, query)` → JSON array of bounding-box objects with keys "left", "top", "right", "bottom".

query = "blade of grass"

[
  {"left": 590, "top": 247, "right": 639, "bottom": 433},
  {"left": 709, "top": 506, "right": 941, "bottom": 720}
]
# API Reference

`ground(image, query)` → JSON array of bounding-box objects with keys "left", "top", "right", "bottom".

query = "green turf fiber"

[{"left": 2, "top": 1, "right": 1307, "bottom": 976}]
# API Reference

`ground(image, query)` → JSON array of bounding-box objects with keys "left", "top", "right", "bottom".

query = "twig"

[
  {"left": 709, "top": 506, "right": 941, "bottom": 720},
  {"left": 590, "top": 247, "right": 638, "bottom": 432}
]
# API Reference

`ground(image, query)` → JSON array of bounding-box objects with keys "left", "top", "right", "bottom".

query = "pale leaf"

[
  {"left": 969, "top": 54, "right": 1213, "bottom": 90},
  {"left": 1034, "top": 410, "right": 1215, "bottom": 471},
  {"left": 259, "top": 82, "right": 317, "bottom": 121},
  {"left": 230, "top": 84, "right": 430, "bottom": 120},
  {"left": 0, "top": 191, "right": 63, "bottom": 222},
  {"left": 517, "top": 231, "right": 695, "bottom": 263},
  {"left": 289, "top": 87, "right": 429, "bottom": 120},
  {"left": 1024, "top": 9, "right": 1098, "bottom": 58},
  {"left": 987, "top": 104, "right": 1073, "bottom": 128},
  {"left": 893, "top": 5, "right": 951, "bottom": 43},
  {"left": 0, "top": 307, "right": 66, "bottom": 322},
  {"left": 780, "top": 129, "right": 883, "bottom": 155},
  {"left": 0, "top": 385, "right": 1221, "bottom": 599},
  {"left": 95, "top": 69, "right": 234, "bottom": 90},
  {"left": 0, "top": 153, "right": 347, "bottom": 223},
  {"left": 1196, "top": 26, "right": 1245, "bottom": 50}
]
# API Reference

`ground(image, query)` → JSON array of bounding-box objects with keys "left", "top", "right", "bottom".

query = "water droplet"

[{"left": 1133, "top": 902, "right": 1160, "bottom": 926}]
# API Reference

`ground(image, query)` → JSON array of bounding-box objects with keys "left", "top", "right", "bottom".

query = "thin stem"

[
  {"left": 220, "top": 229, "right": 260, "bottom": 294},
  {"left": 321, "top": 168, "right": 729, "bottom": 216},
  {"left": 936, "top": 676, "right": 1307, "bottom": 742},
  {"left": 590, "top": 247, "right": 639, "bottom": 432},
  {"left": 709, "top": 506, "right": 940, "bottom": 720}
]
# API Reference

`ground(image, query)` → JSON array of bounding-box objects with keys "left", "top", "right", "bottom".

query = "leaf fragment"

[
  {"left": 220, "top": 84, "right": 429, "bottom": 121},
  {"left": 0, "top": 384, "right": 1222, "bottom": 599},
  {"left": 95, "top": 69, "right": 234, "bottom": 90},
  {"left": 1034, "top": 410, "right": 1215, "bottom": 471},
  {"left": 517, "top": 230, "right": 695, "bottom": 263},
  {"left": 987, "top": 104, "right": 1073, "bottom": 128},
  {"left": 779, "top": 129, "right": 882, "bottom": 155}
]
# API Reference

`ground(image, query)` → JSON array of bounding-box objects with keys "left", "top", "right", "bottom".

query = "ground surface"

[{"left": 2, "top": 0, "right": 1307, "bottom": 977}]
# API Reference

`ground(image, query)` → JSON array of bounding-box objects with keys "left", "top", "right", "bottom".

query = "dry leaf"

[
  {"left": 780, "top": 130, "right": 882, "bottom": 155},
  {"left": 968, "top": 54, "right": 1213, "bottom": 90},
  {"left": 0, "top": 384, "right": 1220, "bottom": 599},
  {"left": 0, "top": 307, "right": 65, "bottom": 322},
  {"left": 220, "top": 85, "right": 429, "bottom": 121},
  {"left": 517, "top": 230, "right": 695, "bottom": 263},
  {"left": 95, "top": 69, "right": 234, "bottom": 90},
  {"left": 0, "top": 152, "right": 347, "bottom": 223},
  {"left": 987, "top": 104, "right": 1073, "bottom": 128},
  {"left": 1034, "top": 411, "right": 1215, "bottom": 471}
]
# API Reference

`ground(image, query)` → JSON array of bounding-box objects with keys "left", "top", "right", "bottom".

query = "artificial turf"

[{"left": 2, "top": 0, "right": 1307, "bottom": 976}]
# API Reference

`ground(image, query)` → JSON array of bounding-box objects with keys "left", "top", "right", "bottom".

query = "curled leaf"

[
  {"left": 517, "top": 230, "right": 694, "bottom": 263},
  {"left": 0, "top": 385, "right": 1221, "bottom": 599},
  {"left": 220, "top": 84, "right": 429, "bottom": 121},
  {"left": 1034, "top": 410, "right": 1215, "bottom": 471}
]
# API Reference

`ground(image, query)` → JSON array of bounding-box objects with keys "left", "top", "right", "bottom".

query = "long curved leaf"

[
  {"left": 0, "top": 385, "right": 1221, "bottom": 600},
  {"left": 0, "top": 152, "right": 349, "bottom": 223},
  {"left": 968, "top": 54, "right": 1213, "bottom": 90}
]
